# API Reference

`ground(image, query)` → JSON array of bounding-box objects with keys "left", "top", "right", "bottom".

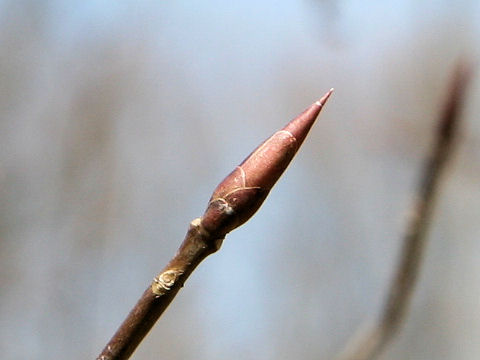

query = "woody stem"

[{"left": 96, "top": 219, "right": 221, "bottom": 360}]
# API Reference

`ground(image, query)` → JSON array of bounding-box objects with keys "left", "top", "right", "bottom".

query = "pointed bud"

[{"left": 201, "top": 89, "right": 333, "bottom": 238}]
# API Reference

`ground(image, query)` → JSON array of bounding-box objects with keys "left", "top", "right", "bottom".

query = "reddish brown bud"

[{"left": 201, "top": 89, "right": 333, "bottom": 238}]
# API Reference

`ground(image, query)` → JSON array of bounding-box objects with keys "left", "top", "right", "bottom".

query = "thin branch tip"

[{"left": 439, "top": 60, "right": 473, "bottom": 138}]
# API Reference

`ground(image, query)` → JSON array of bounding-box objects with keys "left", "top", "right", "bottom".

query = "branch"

[
  {"left": 96, "top": 89, "right": 334, "bottom": 360},
  {"left": 335, "top": 62, "right": 472, "bottom": 360}
]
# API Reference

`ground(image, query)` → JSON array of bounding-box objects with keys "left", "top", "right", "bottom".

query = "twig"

[
  {"left": 335, "top": 62, "right": 472, "bottom": 360},
  {"left": 96, "top": 89, "right": 334, "bottom": 360}
]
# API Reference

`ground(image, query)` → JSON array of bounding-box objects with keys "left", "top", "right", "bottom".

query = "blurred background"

[{"left": 0, "top": 1, "right": 479, "bottom": 359}]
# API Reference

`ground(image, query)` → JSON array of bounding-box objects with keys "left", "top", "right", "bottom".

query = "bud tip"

[{"left": 315, "top": 88, "right": 334, "bottom": 107}]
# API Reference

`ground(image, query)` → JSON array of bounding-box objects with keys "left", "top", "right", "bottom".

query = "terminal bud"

[{"left": 201, "top": 89, "right": 333, "bottom": 238}]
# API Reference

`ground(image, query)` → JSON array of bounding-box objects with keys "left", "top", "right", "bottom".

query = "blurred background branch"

[{"left": 336, "top": 61, "right": 473, "bottom": 360}]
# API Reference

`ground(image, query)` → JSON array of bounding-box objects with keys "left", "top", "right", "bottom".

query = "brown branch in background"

[
  {"left": 96, "top": 89, "right": 333, "bottom": 360},
  {"left": 336, "top": 62, "right": 472, "bottom": 360}
]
